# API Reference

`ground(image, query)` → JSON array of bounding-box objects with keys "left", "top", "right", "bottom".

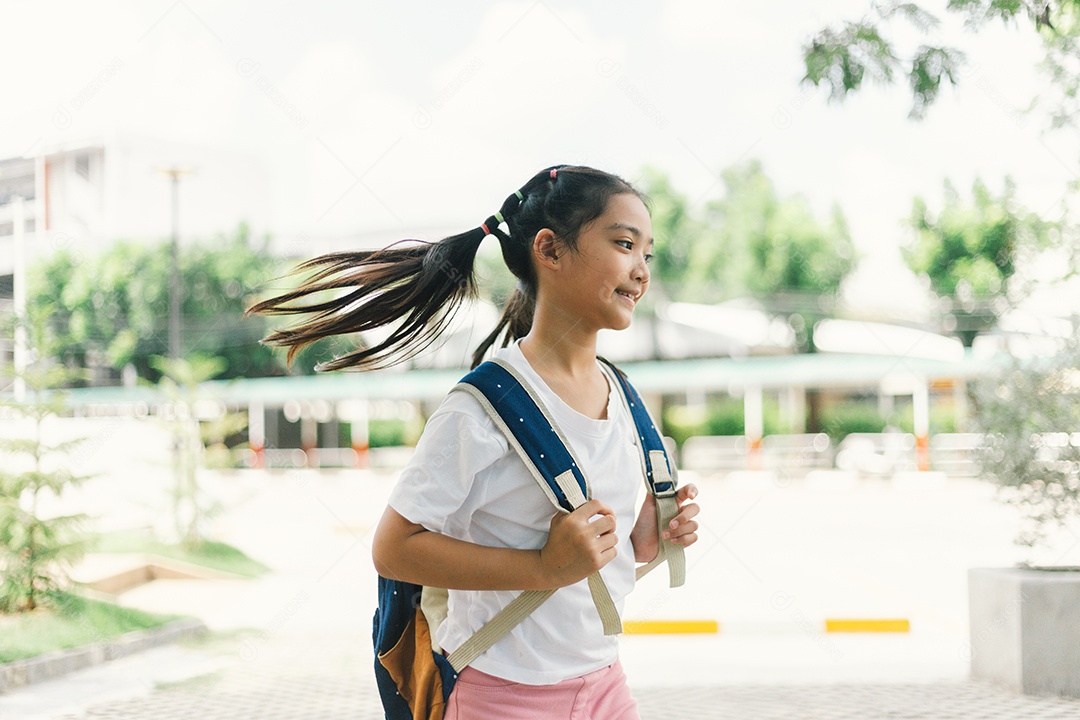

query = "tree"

[
  {"left": 701, "top": 160, "right": 857, "bottom": 344},
  {"left": 30, "top": 223, "right": 285, "bottom": 385},
  {"left": 150, "top": 354, "right": 247, "bottom": 549},
  {"left": 802, "top": 0, "right": 1080, "bottom": 122},
  {"left": 640, "top": 161, "right": 856, "bottom": 313},
  {"left": 903, "top": 176, "right": 1054, "bottom": 345},
  {"left": 0, "top": 310, "right": 90, "bottom": 612},
  {"left": 636, "top": 166, "right": 701, "bottom": 302},
  {"left": 970, "top": 324, "right": 1080, "bottom": 561}
]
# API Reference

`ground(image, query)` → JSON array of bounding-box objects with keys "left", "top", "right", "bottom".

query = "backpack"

[{"left": 372, "top": 357, "right": 686, "bottom": 719}]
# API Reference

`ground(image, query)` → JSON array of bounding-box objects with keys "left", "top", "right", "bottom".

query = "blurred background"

[{"left": 2, "top": 1, "right": 1080, "bottom": 718}]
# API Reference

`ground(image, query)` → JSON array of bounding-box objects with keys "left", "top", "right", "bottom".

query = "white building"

[{"left": 0, "top": 131, "right": 274, "bottom": 280}]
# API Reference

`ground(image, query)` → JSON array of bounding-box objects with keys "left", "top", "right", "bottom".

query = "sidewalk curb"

[
  {"left": 0, "top": 617, "right": 207, "bottom": 694},
  {"left": 622, "top": 618, "right": 912, "bottom": 635}
]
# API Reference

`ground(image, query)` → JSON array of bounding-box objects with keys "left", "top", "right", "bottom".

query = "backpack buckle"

[{"left": 651, "top": 480, "right": 678, "bottom": 498}]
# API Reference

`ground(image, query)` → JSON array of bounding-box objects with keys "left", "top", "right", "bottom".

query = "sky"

[{"left": 3, "top": 0, "right": 1078, "bottom": 322}]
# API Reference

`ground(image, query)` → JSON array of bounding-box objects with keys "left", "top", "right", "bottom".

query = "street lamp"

[
  {"left": 157, "top": 166, "right": 194, "bottom": 359},
  {"left": 11, "top": 195, "right": 27, "bottom": 401}
]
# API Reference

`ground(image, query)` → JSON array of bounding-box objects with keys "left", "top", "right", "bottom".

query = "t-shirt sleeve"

[{"left": 387, "top": 391, "right": 509, "bottom": 536}]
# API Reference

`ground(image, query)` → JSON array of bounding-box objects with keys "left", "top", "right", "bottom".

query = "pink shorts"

[{"left": 445, "top": 660, "right": 640, "bottom": 720}]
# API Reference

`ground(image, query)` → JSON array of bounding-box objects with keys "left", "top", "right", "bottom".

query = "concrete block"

[{"left": 969, "top": 566, "right": 1080, "bottom": 697}]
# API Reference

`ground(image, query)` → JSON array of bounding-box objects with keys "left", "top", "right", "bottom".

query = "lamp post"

[
  {"left": 157, "top": 166, "right": 193, "bottom": 359},
  {"left": 12, "top": 195, "right": 27, "bottom": 402}
]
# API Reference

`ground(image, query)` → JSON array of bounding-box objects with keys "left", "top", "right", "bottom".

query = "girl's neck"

[{"left": 518, "top": 306, "right": 599, "bottom": 381}]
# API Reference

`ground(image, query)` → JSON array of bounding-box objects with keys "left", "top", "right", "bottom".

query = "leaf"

[
  {"left": 907, "top": 45, "right": 965, "bottom": 119},
  {"left": 880, "top": 2, "right": 942, "bottom": 32},
  {"left": 803, "top": 19, "right": 906, "bottom": 105}
]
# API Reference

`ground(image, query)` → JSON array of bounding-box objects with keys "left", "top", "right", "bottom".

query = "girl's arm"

[
  {"left": 629, "top": 484, "right": 700, "bottom": 562},
  {"left": 372, "top": 498, "right": 620, "bottom": 591}
]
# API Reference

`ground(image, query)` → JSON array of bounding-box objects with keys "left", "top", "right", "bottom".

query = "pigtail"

[
  {"left": 248, "top": 165, "right": 644, "bottom": 373},
  {"left": 470, "top": 285, "right": 534, "bottom": 369},
  {"left": 246, "top": 228, "right": 487, "bottom": 371}
]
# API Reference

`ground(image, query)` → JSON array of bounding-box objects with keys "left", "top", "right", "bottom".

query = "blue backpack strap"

[
  {"left": 455, "top": 360, "right": 588, "bottom": 512},
  {"left": 450, "top": 358, "right": 622, "bottom": 641},
  {"left": 598, "top": 358, "right": 686, "bottom": 588}
]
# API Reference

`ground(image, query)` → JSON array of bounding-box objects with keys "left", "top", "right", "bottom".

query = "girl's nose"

[{"left": 634, "top": 255, "right": 650, "bottom": 283}]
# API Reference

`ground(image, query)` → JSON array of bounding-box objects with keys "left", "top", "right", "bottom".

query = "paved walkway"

[
  {"left": 7, "top": 628, "right": 1080, "bottom": 719},
  {"left": 4, "top": 468, "right": 1080, "bottom": 719}
]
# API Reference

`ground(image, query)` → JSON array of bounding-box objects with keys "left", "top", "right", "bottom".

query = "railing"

[
  {"left": 761, "top": 433, "right": 832, "bottom": 474},
  {"left": 681, "top": 431, "right": 988, "bottom": 478},
  {"left": 681, "top": 433, "right": 833, "bottom": 476},
  {"left": 929, "top": 433, "right": 984, "bottom": 477},
  {"left": 681, "top": 435, "right": 748, "bottom": 473}
]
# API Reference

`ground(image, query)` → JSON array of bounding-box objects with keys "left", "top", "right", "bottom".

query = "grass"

[
  {"left": 0, "top": 592, "right": 182, "bottom": 664},
  {"left": 90, "top": 531, "right": 272, "bottom": 578}
]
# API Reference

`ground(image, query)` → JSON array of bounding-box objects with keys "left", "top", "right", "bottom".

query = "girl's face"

[{"left": 545, "top": 192, "right": 653, "bottom": 332}]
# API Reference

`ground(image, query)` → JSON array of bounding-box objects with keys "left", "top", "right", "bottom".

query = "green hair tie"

[
  {"left": 514, "top": 190, "right": 524, "bottom": 201},
  {"left": 494, "top": 211, "right": 504, "bottom": 224}
]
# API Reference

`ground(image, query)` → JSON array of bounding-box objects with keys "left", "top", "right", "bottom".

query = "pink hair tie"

[
  {"left": 480, "top": 223, "right": 491, "bottom": 235},
  {"left": 550, "top": 168, "right": 557, "bottom": 179}
]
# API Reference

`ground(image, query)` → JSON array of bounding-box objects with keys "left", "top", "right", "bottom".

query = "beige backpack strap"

[{"left": 598, "top": 362, "right": 686, "bottom": 588}]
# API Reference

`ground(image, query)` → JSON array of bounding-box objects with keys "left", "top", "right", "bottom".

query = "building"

[
  {"left": 0, "top": 131, "right": 274, "bottom": 277},
  {"left": 0, "top": 131, "right": 275, "bottom": 381}
]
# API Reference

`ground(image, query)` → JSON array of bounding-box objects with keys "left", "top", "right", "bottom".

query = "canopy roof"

[{"left": 56, "top": 349, "right": 1001, "bottom": 408}]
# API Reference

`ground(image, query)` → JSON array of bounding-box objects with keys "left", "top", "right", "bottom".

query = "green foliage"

[
  {"left": 0, "top": 311, "right": 91, "bottom": 613},
  {"left": 662, "top": 405, "right": 708, "bottom": 448},
  {"left": 804, "top": 22, "right": 899, "bottom": 101},
  {"left": 0, "top": 591, "right": 180, "bottom": 663},
  {"left": 820, "top": 402, "right": 889, "bottom": 444},
  {"left": 661, "top": 397, "right": 784, "bottom": 445},
  {"left": 970, "top": 327, "right": 1080, "bottom": 557},
  {"left": 908, "top": 44, "right": 965, "bottom": 117},
  {"left": 1040, "top": 3, "right": 1080, "bottom": 130},
  {"left": 705, "top": 399, "right": 748, "bottom": 437},
  {"left": 368, "top": 418, "right": 407, "bottom": 448},
  {"left": 706, "top": 161, "right": 855, "bottom": 299},
  {"left": 802, "top": 0, "right": 1080, "bottom": 120},
  {"left": 636, "top": 166, "right": 701, "bottom": 300},
  {"left": 903, "top": 177, "right": 1053, "bottom": 345},
  {"left": 930, "top": 404, "right": 959, "bottom": 434},
  {"left": 642, "top": 160, "right": 855, "bottom": 310},
  {"left": 29, "top": 223, "right": 284, "bottom": 384}
]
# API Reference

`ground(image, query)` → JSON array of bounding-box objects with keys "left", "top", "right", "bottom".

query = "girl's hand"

[
  {"left": 662, "top": 484, "right": 700, "bottom": 546},
  {"left": 631, "top": 483, "right": 700, "bottom": 562},
  {"left": 539, "top": 499, "right": 618, "bottom": 588}
]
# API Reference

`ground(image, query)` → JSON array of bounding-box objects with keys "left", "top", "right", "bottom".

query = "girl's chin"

[{"left": 605, "top": 314, "right": 635, "bottom": 332}]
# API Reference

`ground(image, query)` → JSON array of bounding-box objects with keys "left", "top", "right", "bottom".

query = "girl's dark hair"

[{"left": 246, "top": 165, "right": 646, "bottom": 371}]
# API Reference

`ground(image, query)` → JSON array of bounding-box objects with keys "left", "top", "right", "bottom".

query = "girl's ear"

[{"left": 533, "top": 228, "right": 560, "bottom": 271}]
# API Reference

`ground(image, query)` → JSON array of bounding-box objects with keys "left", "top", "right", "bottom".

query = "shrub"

[
  {"left": 971, "top": 328, "right": 1080, "bottom": 560},
  {"left": 820, "top": 402, "right": 887, "bottom": 444}
]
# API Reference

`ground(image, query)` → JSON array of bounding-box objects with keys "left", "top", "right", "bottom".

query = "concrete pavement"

[{"left": 3, "top": 467, "right": 1080, "bottom": 718}]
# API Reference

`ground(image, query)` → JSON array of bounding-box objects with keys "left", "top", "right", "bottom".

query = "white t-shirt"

[{"left": 387, "top": 339, "right": 645, "bottom": 685}]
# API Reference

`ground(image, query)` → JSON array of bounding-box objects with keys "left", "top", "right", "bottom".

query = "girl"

[{"left": 249, "top": 165, "right": 700, "bottom": 719}]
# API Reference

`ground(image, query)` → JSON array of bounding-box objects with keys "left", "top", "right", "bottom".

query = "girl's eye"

[
  {"left": 644, "top": 253, "right": 654, "bottom": 264},
  {"left": 616, "top": 239, "right": 633, "bottom": 250}
]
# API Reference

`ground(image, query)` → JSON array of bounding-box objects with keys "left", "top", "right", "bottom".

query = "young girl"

[{"left": 249, "top": 165, "right": 700, "bottom": 719}]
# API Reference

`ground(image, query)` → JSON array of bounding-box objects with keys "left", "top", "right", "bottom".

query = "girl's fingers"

[
  {"left": 673, "top": 503, "right": 700, "bottom": 524},
  {"left": 673, "top": 532, "right": 697, "bottom": 547},
  {"left": 677, "top": 483, "right": 698, "bottom": 502},
  {"left": 663, "top": 520, "right": 698, "bottom": 541}
]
